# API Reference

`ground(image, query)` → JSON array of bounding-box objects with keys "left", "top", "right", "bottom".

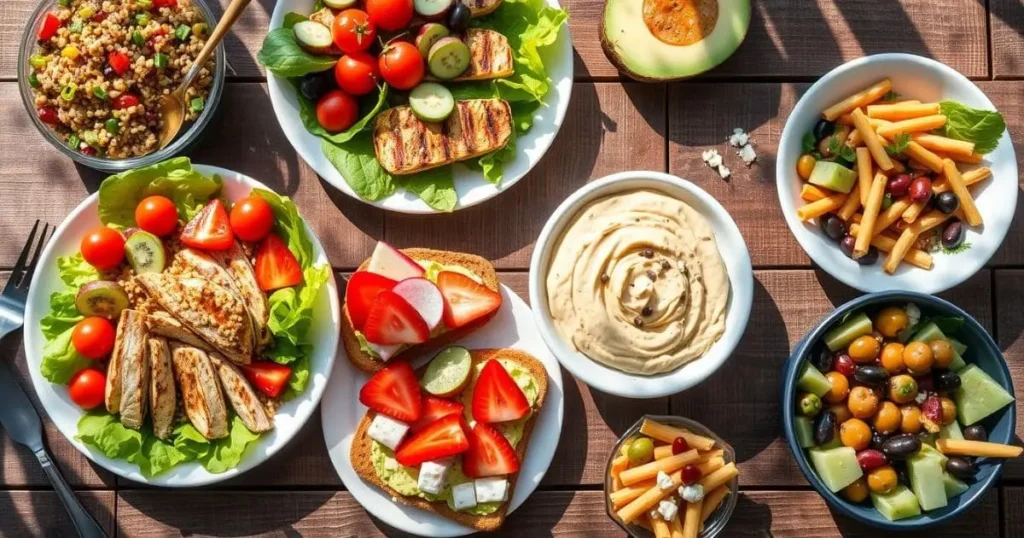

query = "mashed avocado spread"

[{"left": 370, "top": 359, "right": 539, "bottom": 515}]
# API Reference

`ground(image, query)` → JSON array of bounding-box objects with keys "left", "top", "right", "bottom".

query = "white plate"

[
  {"left": 22, "top": 165, "right": 341, "bottom": 487},
  {"left": 777, "top": 53, "right": 1018, "bottom": 293},
  {"left": 267, "top": 0, "right": 574, "bottom": 214},
  {"left": 321, "top": 285, "right": 564, "bottom": 537},
  {"left": 528, "top": 171, "right": 755, "bottom": 399}
]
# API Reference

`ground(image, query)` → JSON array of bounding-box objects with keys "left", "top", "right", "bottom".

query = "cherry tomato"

[
  {"left": 378, "top": 41, "right": 424, "bottom": 90},
  {"left": 68, "top": 368, "right": 106, "bottom": 409},
  {"left": 72, "top": 317, "right": 117, "bottom": 359},
  {"left": 37, "top": 106, "right": 60, "bottom": 125},
  {"left": 153, "top": 0, "right": 177, "bottom": 8},
  {"left": 80, "top": 227, "right": 125, "bottom": 270},
  {"left": 332, "top": 9, "right": 376, "bottom": 54},
  {"left": 671, "top": 437, "right": 689, "bottom": 455},
  {"left": 135, "top": 195, "right": 179, "bottom": 236},
  {"left": 107, "top": 51, "right": 131, "bottom": 76},
  {"left": 316, "top": 89, "right": 359, "bottom": 133},
  {"left": 113, "top": 93, "right": 140, "bottom": 110},
  {"left": 229, "top": 194, "right": 275, "bottom": 242},
  {"left": 365, "top": 0, "right": 414, "bottom": 31},
  {"left": 335, "top": 51, "right": 380, "bottom": 96}
]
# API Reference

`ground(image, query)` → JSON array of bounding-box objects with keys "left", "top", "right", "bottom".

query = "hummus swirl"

[{"left": 546, "top": 190, "right": 730, "bottom": 375}]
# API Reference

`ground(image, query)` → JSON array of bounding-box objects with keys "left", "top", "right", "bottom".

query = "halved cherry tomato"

[
  {"left": 72, "top": 317, "right": 116, "bottom": 359},
  {"left": 68, "top": 368, "right": 106, "bottom": 410},
  {"left": 152, "top": 0, "right": 177, "bottom": 8},
  {"left": 378, "top": 41, "right": 423, "bottom": 91},
  {"left": 37, "top": 106, "right": 60, "bottom": 125},
  {"left": 107, "top": 51, "right": 131, "bottom": 76},
  {"left": 316, "top": 89, "right": 359, "bottom": 133},
  {"left": 112, "top": 93, "right": 140, "bottom": 110},
  {"left": 239, "top": 361, "right": 292, "bottom": 398},
  {"left": 37, "top": 13, "right": 62, "bottom": 41},
  {"left": 135, "top": 195, "right": 179, "bottom": 236},
  {"left": 229, "top": 194, "right": 275, "bottom": 242},
  {"left": 335, "top": 51, "right": 380, "bottom": 96},
  {"left": 331, "top": 9, "right": 376, "bottom": 54},
  {"left": 80, "top": 226, "right": 125, "bottom": 270},
  {"left": 366, "top": 0, "right": 414, "bottom": 31},
  {"left": 181, "top": 199, "right": 235, "bottom": 250},
  {"left": 254, "top": 234, "right": 303, "bottom": 291}
]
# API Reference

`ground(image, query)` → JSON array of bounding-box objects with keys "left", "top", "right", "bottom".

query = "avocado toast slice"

[{"left": 350, "top": 349, "right": 548, "bottom": 532}]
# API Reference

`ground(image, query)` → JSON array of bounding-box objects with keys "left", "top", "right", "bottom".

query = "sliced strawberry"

[
  {"left": 409, "top": 396, "right": 464, "bottom": 434},
  {"left": 363, "top": 290, "right": 429, "bottom": 345},
  {"left": 359, "top": 361, "right": 422, "bottom": 422},
  {"left": 239, "top": 361, "right": 292, "bottom": 399},
  {"left": 254, "top": 234, "right": 303, "bottom": 291},
  {"left": 395, "top": 413, "right": 469, "bottom": 467},
  {"left": 345, "top": 271, "right": 397, "bottom": 331},
  {"left": 463, "top": 422, "right": 520, "bottom": 478},
  {"left": 181, "top": 199, "right": 234, "bottom": 251},
  {"left": 436, "top": 271, "right": 502, "bottom": 329},
  {"left": 472, "top": 360, "right": 530, "bottom": 424}
]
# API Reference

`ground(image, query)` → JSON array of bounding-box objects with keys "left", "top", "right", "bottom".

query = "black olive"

[
  {"left": 814, "top": 412, "right": 836, "bottom": 446},
  {"left": 839, "top": 235, "right": 856, "bottom": 259},
  {"left": 854, "top": 365, "right": 890, "bottom": 386},
  {"left": 946, "top": 457, "right": 978, "bottom": 480},
  {"left": 934, "top": 369, "right": 962, "bottom": 392},
  {"left": 299, "top": 71, "right": 334, "bottom": 102},
  {"left": 819, "top": 214, "right": 846, "bottom": 241},
  {"left": 856, "top": 246, "right": 880, "bottom": 266},
  {"left": 963, "top": 424, "right": 988, "bottom": 442},
  {"left": 811, "top": 346, "right": 833, "bottom": 373},
  {"left": 942, "top": 220, "right": 965, "bottom": 250},
  {"left": 882, "top": 434, "right": 922, "bottom": 461},
  {"left": 447, "top": 3, "right": 471, "bottom": 33},
  {"left": 935, "top": 191, "right": 960, "bottom": 214},
  {"left": 871, "top": 430, "right": 890, "bottom": 451},
  {"left": 813, "top": 119, "right": 836, "bottom": 142}
]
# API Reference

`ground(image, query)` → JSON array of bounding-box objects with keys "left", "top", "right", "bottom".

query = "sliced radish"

[
  {"left": 367, "top": 242, "right": 424, "bottom": 281},
  {"left": 368, "top": 342, "right": 403, "bottom": 362},
  {"left": 393, "top": 278, "right": 444, "bottom": 330}
]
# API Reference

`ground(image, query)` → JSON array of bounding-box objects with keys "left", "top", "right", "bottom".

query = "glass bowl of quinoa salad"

[{"left": 18, "top": 0, "right": 225, "bottom": 171}]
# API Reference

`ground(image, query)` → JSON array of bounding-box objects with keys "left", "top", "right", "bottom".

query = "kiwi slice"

[
  {"left": 421, "top": 346, "right": 472, "bottom": 397},
  {"left": 124, "top": 230, "right": 166, "bottom": 274},
  {"left": 409, "top": 82, "right": 455, "bottom": 122},
  {"left": 416, "top": 23, "right": 450, "bottom": 59},
  {"left": 75, "top": 281, "right": 130, "bottom": 319},
  {"left": 427, "top": 37, "right": 471, "bottom": 80}
]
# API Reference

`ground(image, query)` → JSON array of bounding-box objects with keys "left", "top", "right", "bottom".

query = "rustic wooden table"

[{"left": 1, "top": 0, "right": 1023, "bottom": 535}]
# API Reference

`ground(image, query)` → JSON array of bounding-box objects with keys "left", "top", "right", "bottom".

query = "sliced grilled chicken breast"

[
  {"left": 209, "top": 242, "right": 271, "bottom": 347},
  {"left": 461, "top": 0, "right": 502, "bottom": 16},
  {"left": 174, "top": 248, "right": 239, "bottom": 294},
  {"left": 119, "top": 323, "right": 151, "bottom": 430},
  {"left": 144, "top": 311, "right": 211, "bottom": 352},
  {"left": 105, "top": 309, "right": 146, "bottom": 414},
  {"left": 453, "top": 29, "right": 514, "bottom": 81},
  {"left": 170, "top": 344, "right": 229, "bottom": 440},
  {"left": 147, "top": 337, "right": 177, "bottom": 440},
  {"left": 373, "top": 99, "right": 513, "bottom": 175},
  {"left": 137, "top": 273, "right": 254, "bottom": 364},
  {"left": 209, "top": 354, "right": 274, "bottom": 433}
]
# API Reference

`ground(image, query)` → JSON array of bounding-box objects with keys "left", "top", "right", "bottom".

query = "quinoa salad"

[{"left": 28, "top": 0, "right": 215, "bottom": 159}]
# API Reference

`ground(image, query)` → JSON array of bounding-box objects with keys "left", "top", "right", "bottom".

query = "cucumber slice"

[
  {"left": 907, "top": 451, "right": 947, "bottom": 511},
  {"left": 414, "top": 0, "right": 454, "bottom": 19},
  {"left": 422, "top": 346, "right": 472, "bottom": 397},
  {"left": 796, "top": 362, "right": 832, "bottom": 398},
  {"left": 409, "top": 82, "right": 455, "bottom": 122},
  {"left": 292, "top": 20, "right": 334, "bottom": 54},
  {"left": 808, "top": 446, "right": 863, "bottom": 492},
  {"left": 938, "top": 420, "right": 964, "bottom": 441},
  {"left": 794, "top": 416, "right": 816, "bottom": 448},
  {"left": 823, "top": 312, "right": 873, "bottom": 352},
  {"left": 416, "top": 23, "right": 450, "bottom": 58},
  {"left": 427, "top": 37, "right": 470, "bottom": 80},
  {"left": 323, "top": 0, "right": 357, "bottom": 8},
  {"left": 808, "top": 160, "right": 857, "bottom": 193}
]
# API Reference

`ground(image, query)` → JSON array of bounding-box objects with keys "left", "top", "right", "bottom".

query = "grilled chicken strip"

[
  {"left": 373, "top": 99, "right": 513, "bottom": 175},
  {"left": 137, "top": 273, "right": 254, "bottom": 364},
  {"left": 209, "top": 242, "right": 272, "bottom": 347},
  {"left": 147, "top": 337, "right": 177, "bottom": 440},
  {"left": 105, "top": 309, "right": 147, "bottom": 414},
  {"left": 119, "top": 322, "right": 150, "bottom": 430},
  {"left": 144, "top": 311, "right": 211, "bottom": 352},
  {"left": 209, "top": 354, "right": 274, "bottom": 433},
  {"left": 453, "top": 29, "right": 514, "bottom": 81},
  {"left": 170, "top": 344, "right": 229, "bottom": 440}
]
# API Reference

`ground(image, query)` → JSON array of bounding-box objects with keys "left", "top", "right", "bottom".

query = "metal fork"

[{"left": 0, "top": 221, "right": 107, "bottom": 538}]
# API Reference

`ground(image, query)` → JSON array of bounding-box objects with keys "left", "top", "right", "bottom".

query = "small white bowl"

[
  {"left": 528, "top": 171, "right": 754, "bottom": 399},
  {"left": 777, "top": 53, "right": 1018, "bottom": 293}
]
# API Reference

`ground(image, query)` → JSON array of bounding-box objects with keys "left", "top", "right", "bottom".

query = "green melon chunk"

[
  {"left": 808, "top": 446, "right": 863, "bottom": 493},
  {"left": 939, "top": 421, "right": 964, "bottom": 441},
  {"left": 872, "top": 485, "right": 922, "bottom": 521},
  {"left": 824, "top": 312, "right": 873, "bottom": 352},
  {"left": 954, "top": 364, "right": 1015, "bottom": 425},
  {"left": 942, "top": 472, "right": 969, "bottom": 499},
  {"left": 808, "top": 161, "right": 857, "bottom": 193},
  {"left": 908, "top": 452, "right": 948, "bottom": 511},
  {"left": 797, "top": 362, "right": 833, "bottom": 398},
  {"left": 917, "top": 442, "right": 948, "bottom": 467},
  {"left": 794, "top": 416, "right": 816, "bottom": 448}
]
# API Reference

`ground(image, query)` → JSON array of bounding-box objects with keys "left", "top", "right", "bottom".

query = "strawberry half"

[
  {"left": 409, "top": 396, "right": 464, "bottom": 434},
  {"left": 345, "top": 271, "right": 397, "bottom": 331},
  {"left": 181, "top": 199, "right": 234, "bottom": 251},
  {"left": 472, "top": 360, "right": 529, "bottom": 424},
  {"left": 254, "top": 233, "right": 303, "bottom": 291},
  {"left": 362, "top": 290, "right": 430, "bottom": 345},
  {"left": 463, "top": 422, "right": 520, "bottom": 478},
  {"left": 358, "top": 362, "right": 422, "bottom": 422},
  {"left": 395, "top": 413, "right": 469, "bottom": 467},
  {"left": 436, "top": 271, "right": 502, "bottom": 329},
  {"left": 239, "top": 361, "right": 292, "bottom": 399}
]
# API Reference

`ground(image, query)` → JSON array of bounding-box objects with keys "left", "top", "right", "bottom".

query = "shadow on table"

[
  {"left": 724, "top": 492, "right": 773, "bottom": 537},
  {"left": 540, "top": 367, "right": 589, "bottom": 487}
]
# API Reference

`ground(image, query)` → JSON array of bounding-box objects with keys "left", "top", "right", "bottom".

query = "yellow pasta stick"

[
  {"left": 902, "top": 200, "right": 927, "bottom": 224},
  {"left": 883, "top": 210, "right": 951, "bottom": 273},
  {"left": 876, "top": 115, "right": 948, "bottom": 137},
  {"left": 837, "top": 184, "right": 862, "bottom": 221},
  {"left": 797, "top": 193, "right": 847, "bottom": 222},
  {"left": 846, "top": 129, "right": 863, "bottom": 147},
  {"left": 849, "top": 223, "right": 933, "bottom": 270},
  {"left": 651, "top": 513, "right": 672, "bottom": 538},
  {"left": 943, "top": 159, "right": 982, "bottom": 226},
  {"left": 855, "top": 172, "right": 887, "bottom": 257},
  {"left": 932, "top": 167, "right": 991, "bottom": 194},
  {"left": 856, "top": 147, "right": 873, "bottom": 205},
  {"left": 903, "top": 141, "right": 945, "bottom": 173},
  {"left": 912, "top": 133, "right": 975, "bottom": 157},
  {"left": 873, "top": 197, "right": 911, "bottom": 236},
  {"left": 941, "top": 151, "right": 984, "bottom": 165},
  {"left": 617, "top": 470, "right": 684, "bottom": 524},
  {"left": 822, "top": 79, "right": 892, "bottom": 121},
  {"left": 700, "top": 486, "right": 731, "bottom": 523},
  {"left": 936, "top": 439, "right": 1024, "bottom": 458},
  {"left": 852, "top": 109, "right": 894, "bottom": 170},
  {"left": 800, "top": 184, "right": 833, "bottom": 202},
  {"left": 668, "top": 514, "right": 685, "bottom": 538},
  {"left": 640, "top": 419, "right": 716, "bottom": 451},
  {"left": 696, "top": 457, "right": 726, "bottom": 477},
  {"left": 866, "top": 102, "right": 940, "bottom": 121},
  {"left": 610, "top": 479, "right": 656, "bottom": 508},
  {"left": 620, "top": 450, "right": 699, "bottom": 486}
]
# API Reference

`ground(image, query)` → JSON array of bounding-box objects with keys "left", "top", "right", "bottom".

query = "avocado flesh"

[{"left": 601, "top": 0, "right": 750, "bottom": 80}]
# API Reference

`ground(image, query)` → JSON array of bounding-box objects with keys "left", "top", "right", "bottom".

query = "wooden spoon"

[{"left": 156, "top": 0, "right": 252, "bottom": 150}]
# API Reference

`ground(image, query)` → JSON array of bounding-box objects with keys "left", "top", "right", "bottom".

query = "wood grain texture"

[
  {"left": 1005, "top": 487, "right": 1024, "bottom": 537},
  {"left": 994, "top": 270, "right": 1024, "bottom": 480},
  {"left": 979, "top": 82, "right": 1024, "bottom": 267},
  {"left": 0, "top": 490, "right": 116, "bottom": 538},
  {"left": 990, "top": 0, "right": 1024, "bottom": 78}
]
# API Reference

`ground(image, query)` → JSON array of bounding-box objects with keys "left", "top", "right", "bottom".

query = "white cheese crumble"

[
  {"left": 383, "top": 457, "right": 399, "bottom": 471},
  {"left": 728, "top": 128, "right": 749, "bottom": 147},
  {"left": 915, "top": 391, "right": 929, "bottom": 404},
  {"left": 738, "top": 143, "right": 757, "bottom": 165},
  {"left": 906, "top": 303, "right": 922, "bottom": 328},
  {"left": 717, "top": 164, "right": 732, "bottom": 179},
  {"left": 680, "top": 483, "right": 705, "bottom": 503},
  {"left": 657, "top": 498, "right": 679, "bottom": 521},
  {"left": 701, "top": 149, "right": 722, "bottom": 167},
  {"left": 656, "top": 470, "right": 674, "bottom": 491}
]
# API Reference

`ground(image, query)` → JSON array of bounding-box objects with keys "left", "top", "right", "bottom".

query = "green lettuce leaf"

[
  {"left": 97, "top": 157, "right": 222, "bottom": 227},
  {"left": 321, "top": 135, "right": 396, "bottom": 202},
  {"left": 283, "top": 12, "right": 307, "bottom": 29},
  {"left": 939, "top": 101, "right": 1006, "bottom": 154},
  {"left": 257, "top": 27, "right": 337, "bottom": 77},
  {"left": 251, "top": 189, "right": 315, "bottom": 269},
  {"left": 398, "top": 167, "right": 458, "bottom": 212},
  {"left": 40, "top": 254, "right": 97, "bottom": 384},
  {"left": 56, "top": 253, "right": 99, "bottom": 288},
  {"left": 171, "top": 418, "right": 261, "bottom": 474},
  {"left": 266, "top": 265, "right": 330, "bottom": 397},
  {"left": 295, "top": 82, "right": 389, "bottom": 145}
]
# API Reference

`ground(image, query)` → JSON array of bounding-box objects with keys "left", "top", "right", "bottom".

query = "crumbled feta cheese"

[
  {"left": 717, "top": 164, "right": 731, "bottom": 179},
  {"left": 649, "top": 509, "right": 661, "bottom": 521},
  {"left": 657, "top": 498, "right": 679, "bottom": 521},
  {"left": 906, "top": 303, "right": 922, "bottom": 328},
  {"left": 707, "top": 153, "right": 724, "bottom": 168},
  {"left": 701, "top": 149, "right": 719, "bottom": 163},
  {"left": 417, "top": 460, "right": 452, "bottom": 495},
  {"left": 367, "top": 415, "right": 410, "bottom": 451},
  {"left": 452, "top": 482, "right": 477, "bottom": 510},
  {"left": 915, "top": 391, "right": 928, "bottom": 404},
  {"left": 656, "top": 470, "right": 674, "bottom": 491},
  {"left": 679, "top": 483, "right": 705, "bottom": 503},
  {"left": 474, "top": 477, "right": 509, "bottom": 503},
  {"left": 383, "top": 457, "right": 399, "bottom": 471},
  {"left": 728, "top": 128, "right": 750, "bottom": 147},
  {"left": 738, "top": 144, "right": 757, "bottom": 165}
]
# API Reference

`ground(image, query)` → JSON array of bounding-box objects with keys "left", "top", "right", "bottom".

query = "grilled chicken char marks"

[
  {"left": 170, "top": 344, "right": 229, "bottom": 440},
  {"left": 147, "top": 337, "right": 177, "bottom": 440},
  {"left": 209, "top": 242, "right": 271, "bottom": 346},
  {"left": 454, "top": 29, "right": 514, "bottom": 81},
  {"left": 105, "top": 309, "right": 147, "bottom": 415},
  {"left": 145, "top": 311, "right": 212, "bottom": 352},
  {"left": 209, "top": 354, "right": 274, "bottom": 433}
]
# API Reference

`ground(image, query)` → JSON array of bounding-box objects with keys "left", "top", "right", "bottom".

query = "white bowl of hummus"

[{"left": 529, "top": 171, "right": 753, "bottom": 399}]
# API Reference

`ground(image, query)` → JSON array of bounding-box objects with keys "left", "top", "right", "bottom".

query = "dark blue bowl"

[{"left": 781, "top": 291, "right": 1016, "bottom": 530}]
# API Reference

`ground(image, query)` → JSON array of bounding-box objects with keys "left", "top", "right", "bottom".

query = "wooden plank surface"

[
  {"left": 990, "top": 0, "right": 1024, "bottom": 78},
  {"left": 1005, "top": 487, "right": 1024, "bottom": 537},
  {"left": 994, "top": 270, "right": 1024, "bottom": 480},
  {"left": 0, "top": 490, "right": 116, "bottom": 537}
]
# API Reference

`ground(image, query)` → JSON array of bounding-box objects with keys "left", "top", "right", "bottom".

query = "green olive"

[
  {"left": 799, "top": 392, "right": 823, "bottom": 417},
  {"left": 626, "top": 437, "right": 654, "bottom": 466}
]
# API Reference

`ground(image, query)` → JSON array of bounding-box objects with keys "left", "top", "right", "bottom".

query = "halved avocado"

[{"left": 601, "top": 0, "right": 750, "bottom": 81}]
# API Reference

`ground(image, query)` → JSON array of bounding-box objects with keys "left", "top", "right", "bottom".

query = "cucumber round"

[
  {"left": 421, "top": 346, "right": 472, "bottom": 397},
  {"left": 323, "top": 0, "right": 357, "bottom": 8},
  {"left": 416, "top": 23, "right": 450, "bottom": 59},
  {"left": 414, "top": 0, "right": 453, "bottom": 19},
  {"left": 427, "top": 37, "right": 470, "bottom": 80},
  {"left": 409, "top": 82, "right": 455, "bottom": 122},
  {"left": 292, "top": 20, "right": 334, "bottom": 54}
]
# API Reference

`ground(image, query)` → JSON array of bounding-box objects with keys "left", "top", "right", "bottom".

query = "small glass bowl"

[
  {"left": 18, "top": 0, "right": 226, "bottom": 172},
  {"left": 605, "top": 415, "right": 739, "bottom": 538}
]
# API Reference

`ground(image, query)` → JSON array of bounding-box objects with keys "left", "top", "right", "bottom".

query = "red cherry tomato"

[
  {"left": 107, "top": 51, "right": 131, "bottom": 76},
  {"left": 152, "top": 0, "right": 177, "bottom": 8},
  {"left": 68, "top": 368, "right": 106, "bottom": 410},
  {"left": 113, "top": 93, "right": 140, "bottom": 110},
  {"left": 72, "top": 317, "right": 117, "bottom": 359},
  {"left": 834, "top": 353, "right": 857, "bottom": 377},
  {"left": 229, "top": 195, "right": 275, "bottom": 242},
  {"left": 316, "top": 89, "right": 359, "bottom": 133},
  {"left": 335, "top": 51, "right": 380, "bottom": 96},
  {"left": 37, "top": 106, "right": 60, "bottom": 125},
  {"left": 80, "top": 227, "right": 125, "bottom": 271},
  {"left": 366, "top": 0, "right": 414, "bottom": 31},
  {"left": 378, "top": 42, "right": 424, "bottom": 91},
  {"left": 37, "top": 12, "right": 62, "bottom": 40},
  {"left": 135, "top": 195, "right": 179, "bottom": 236},
  {"left": 331, "top": 9, "right": 376, "bottom": 54}
]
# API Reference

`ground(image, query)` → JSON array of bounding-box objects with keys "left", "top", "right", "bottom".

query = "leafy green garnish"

[
  {"left": 257, "top": 27, "right": 337, "bottom": 77},
  {"left": 942, "top": 241, "right": 972, "bottom": 255},
  {"left": 827, "top": 135, "right": 856, "bottom": 163},
  {"left": 282, "top": 12, "right": 306, "bottom": 29},
  {"left": 39, "top": 254, "right": 97, "bottom": 384},
  {"left": 296, "top": 82, "right": 388, "bottom": 145},
  {"left": 881, "top": 193, "right": 893, "bottom": 210},
  {"left": 97, "top": 157, "right": 222, "bottom": 227},
  {"left": 881, "top": 90, "right": 902, "bottom": 101},
  {"left": 251, "top": 188, "right": 314, "bottom": 268},
  {"left": 802, "top": 132, "right": 817, "bottom": 153},
  {"left": 321, "top": 135, "right": 397, "bottom": 203},
  {"left": 939, "top": 101, "right": 1006, "bottom": 154},
  {"left": 266, "top": 265, "right": 330, "bottom": 397},
  {"left": 886, "top": 133, "right": 912, "bottom": 156}
]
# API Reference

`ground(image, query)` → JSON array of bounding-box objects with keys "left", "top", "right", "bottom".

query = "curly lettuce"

[
  {"left": 39, "top": 254, "right": 97, "bottom": 384},
  {"left": 97, "top": 157, "right": 223, "bottom": 226}
]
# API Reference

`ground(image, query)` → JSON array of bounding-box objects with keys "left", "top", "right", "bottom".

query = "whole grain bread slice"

[
  {"left": 349, "top": 348, "right": 548, "bottom": 532},
  {"left": 341, "top": 248, "right": 501, "bottom": 374}
]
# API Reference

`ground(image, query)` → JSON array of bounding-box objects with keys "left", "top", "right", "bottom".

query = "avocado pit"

[{"left": 643, "top": 0, "right": 718, "bottom": 46}]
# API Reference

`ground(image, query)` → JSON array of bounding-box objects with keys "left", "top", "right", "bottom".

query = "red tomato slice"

[
  {"left": 180, "top": 199, "right": 235, "bottom": 251},
  {"left": 254, "top": 234, "right": 303, "bottom": 291},
  {"left": 229, "top": 194, "right": 275, "bottom": 242},
  {"left": 71, "top": 317, "right": 117, "bottom": 359},
  {"left": 239, "top": 361, "right": 292, "bottom": 398},
  {"left": 80, "top": 226, "right": 126, "bottom": 271}
]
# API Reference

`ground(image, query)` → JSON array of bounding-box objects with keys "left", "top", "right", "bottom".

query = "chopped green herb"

[
  {"left": 29, "top": 54, "right": 49, "bottom": 68},
  {"left": 881, "top": 193, "right": 893, "bottom": 210},
  {"left": 886, "top": 133, "right": 912, "bottom": 156},
  {"left": 175, "top": 24, "right": 191, "bottom": 41},
  {"left": 81, "top": 130, "right": 99, "bottom": 147},
  {"left": 942, "top": 241, "right": 972, "bottom": 255},
  {"left": 60, "top": 83, "right": 78, "bottom": 101},
  {"left": 136, "top": 13, "right": 151, "bottom": 25},
  {"left": 104, "top": 118, "right": 119, "bottom": 134},
  {"left": 153, "top": 53, "right": 168, "bottom": 68},
  {"left": 828, "top": 135, "right": 856, "bottom": 163},
  {"left": 69, "top": 20, "right": 84, "bottom": 34},
  {"left": 132, "top": 30, "right": 145, "bottom": 46},
  {"left": 189, "top": 96, "right": 205, "bottom": 114},
  {"left": 28, "top": 72, "right": 40, "bottom": 88},
  {"left": 802, "top": 132, "right": 817, "bottom": 153},
  {"left": 93, "top": 86, "right": 108, "bottom": 99},
  {"left": 68, "top": 134, "right": 81, "bottom": 149},
  {"left": 58, "top": 0, "right": 72, "bottom": 5},
  {"left": 882, "top": 90, "right": 901, "bottom": 101}
]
